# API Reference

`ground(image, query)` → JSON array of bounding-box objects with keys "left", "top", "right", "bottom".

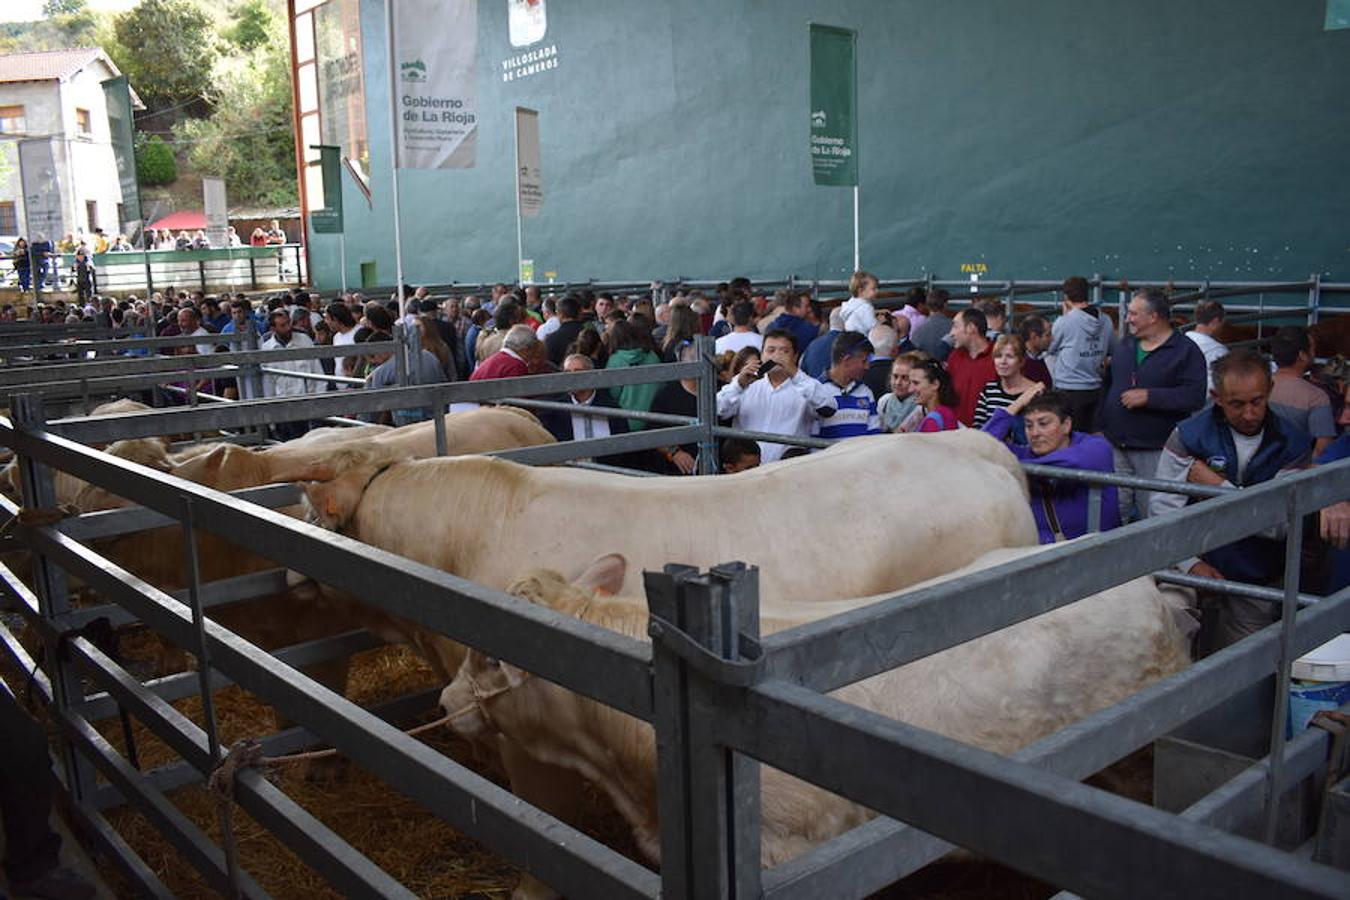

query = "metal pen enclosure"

[{"left": 0, "top": 328, "right": 1348, "bottom": 896}]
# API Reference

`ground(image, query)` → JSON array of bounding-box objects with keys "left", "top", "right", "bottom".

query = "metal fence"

[
  {"left": 0, "top": 342, "right": 1348, "bottom": 898},
  {"left": 6, "top": 246, "right": 308, "bottom": 299}
]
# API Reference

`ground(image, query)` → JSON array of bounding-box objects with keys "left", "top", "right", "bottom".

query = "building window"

[
  {"left": 0, "top": 201, "right": 16, "bottom": 233},
  {"left": 75, "top": 108, "right": 92, "bottom": 134},
  {"left": 86, "top": 200, "right": 98, "bottom": 233},
  {"left": 0, "top": 105, "right": 25, "bottom": 134}
]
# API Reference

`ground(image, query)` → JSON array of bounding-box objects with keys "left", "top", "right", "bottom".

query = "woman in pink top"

[{"left": 910, "top": 358, "right": 960, "bottom": 431}]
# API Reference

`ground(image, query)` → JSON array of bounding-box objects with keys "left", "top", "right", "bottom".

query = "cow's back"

[{"left": 344, "top": 431, "right": 1037, "bottom": 602}]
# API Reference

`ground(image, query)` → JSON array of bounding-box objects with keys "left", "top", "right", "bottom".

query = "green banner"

[
  {"left": 309, "top": 144, "right": 344, "bottom": 234},
  {"left": 809, "top": 24, "right": 858, "bottom": 187},
  {"left": 100, "top": 75, "right": 143, "bottom": 239}
]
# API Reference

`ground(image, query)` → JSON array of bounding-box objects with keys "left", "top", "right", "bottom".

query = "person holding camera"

[{"left": 716, "top": 329, "right": 837, "bottom": 462}]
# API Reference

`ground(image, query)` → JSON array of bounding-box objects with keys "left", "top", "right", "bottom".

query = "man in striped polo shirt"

[{"left": 816, "top": 331, "right": 881, "bottom": 442}]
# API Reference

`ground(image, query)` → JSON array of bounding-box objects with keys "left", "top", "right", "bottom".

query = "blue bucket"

[{"left": 1288, "top": 634, "right": 1350, "bottom": 736}]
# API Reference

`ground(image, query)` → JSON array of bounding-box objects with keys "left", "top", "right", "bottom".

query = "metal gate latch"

[{"left": 648, "top": 615, "right": 764, "bottom": 687}]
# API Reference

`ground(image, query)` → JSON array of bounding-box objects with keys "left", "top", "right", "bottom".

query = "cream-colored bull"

[
  {"left": 300, "top": 431, "right": 1040, "bottom": 679},
  {"left": 441, "top": 549, "right": 1191, "bottom": 899}
]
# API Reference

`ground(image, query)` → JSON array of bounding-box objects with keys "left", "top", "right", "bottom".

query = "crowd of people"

[
  {"left": 7, "top": 271, "right": 1349, "bottom": 652},
  {"left": 7, "top": 221, "right": 291, "bottom": 297}
]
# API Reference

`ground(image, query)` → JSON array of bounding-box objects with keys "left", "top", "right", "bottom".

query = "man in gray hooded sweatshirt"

[{"left": 1048, "top": 276, "right": 1112, "bottom": 431}]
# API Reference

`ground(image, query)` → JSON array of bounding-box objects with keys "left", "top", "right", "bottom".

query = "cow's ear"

[
  {"left": 573, "top": 553, "right": 626, "bottom": 596},
  {"left": 202, "top": 444, "right": 230, "bottom": 477}
]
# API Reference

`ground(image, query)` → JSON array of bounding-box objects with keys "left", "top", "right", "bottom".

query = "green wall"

[{"left": 306, "top": 1, "right": 1350, "bottom": 290}]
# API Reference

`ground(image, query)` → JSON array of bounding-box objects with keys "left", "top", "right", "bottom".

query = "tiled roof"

[{"left": 0, "top": 48, "right": 106, "bottom": 84}]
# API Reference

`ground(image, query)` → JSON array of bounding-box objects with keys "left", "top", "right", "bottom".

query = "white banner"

[
  {"left": 202, "top": 177, "right": 229, "bottom": 248},
  {"left": 18, "top": 138, "right": 65, "bottom": 241},
  {"left": 515, "top": 106, "right": 542, "bottom": 217},
  {"left": 394, "top": 0, "right": 477, "bottom": 169}
]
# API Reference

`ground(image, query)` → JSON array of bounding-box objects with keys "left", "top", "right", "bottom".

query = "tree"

[
  {"left": 135, "top": 135, "right": 178, "bottom": 186},
  {"left": 173, "top": 33, "right": 296, "bottom": 206},
  {"left": 225, "top": 0, "right": 273, "bottom": 52},
  {"left": 109, "top": 0, "right": 218, "bottom": 118}
]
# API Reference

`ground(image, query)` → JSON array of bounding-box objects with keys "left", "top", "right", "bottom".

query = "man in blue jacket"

[
  {"left": 1099, "top": 287, "right": 1208, "bottom": 519},
  {"left": 1151, "top": 350, "right": 1311, "bottom": 648}
]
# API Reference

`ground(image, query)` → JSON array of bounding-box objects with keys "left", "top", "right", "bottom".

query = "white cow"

[
  {"left": 441, "top": 549, "right": 1192, "bottom": 899},
  {"left": 299, "top": 431, "right": 1040, "bottom": 678}
]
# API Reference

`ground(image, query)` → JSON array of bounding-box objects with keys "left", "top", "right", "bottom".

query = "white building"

[{"left": 0, "top": 48, "right": 143, "bottom": 244}]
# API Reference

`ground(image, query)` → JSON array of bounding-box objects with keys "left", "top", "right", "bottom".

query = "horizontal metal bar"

[
  {"left": 0, "top": 342, "right": 396, "bottom": 387},
  {"left": 40, "top": 362, "right": 701, "bottom": 442},
  {"left": 61, "top": 484, "right": 303, "bottom": 541},
  {"left": 736, "top": 681, "right": 1349, "bottom": 900},
  {"left": 3, "top": 429, "right": 655, "bottom": 719},
  {"left": 68, "top": 802, "right": 176, "bottom": 900},
  {"left": 502, "top": 396, "right": 697, "bottom": 427},
  {"left": 54, "top": 698, "right": 272, "bottom": 898},
  {"left": 23, "top": 530, "right": 658, "bottom": 899},
  {"left": 0, "top": 331, "right": 254, "bottom": 358},
  {"left": 760, "top": 589, "right": 1350, "bottom": 899},
  {"left": 63, "top": 637, "right": 414, "bottom": 899},
  {"left": 258, "top": 365, "right": 365, "bottom": 386},
  {"left": 1180, "top": 709, "right": 1344, "bottom": 833},
  {"left": 67, "top": 567, "right": 296, "bottom": 630},
  {"left": 81, "top": 628, "right": 383, "bottom": 722},
  {"left": 488, "top": 425, "right": 704, "bottom": 467},
  {"left": 563, "top": 460, "right": 660, "bottom": 477},
  {"left": 1153, "top": 569, "right": 1322, "bottom": 609},
  {"left": 1020, "top": 461, "right": 1231, "bottom": 499},
  {"left": 92, "top": 686, "right": 440, "bottom": 810},
  {"left": 763, "top": 461, "right": 1350, "bottom": 694},
  {"left": 1045, "top": 709, "right": 1348, "bottom": 900},
  {"left": 711, "top": 424, "right": 835, "bottom": 449},
  {"left": 3, "top": 366, "right": 244, "bottom": 399}
]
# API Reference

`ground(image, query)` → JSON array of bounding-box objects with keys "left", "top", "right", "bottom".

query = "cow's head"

[{"left": 440, "top": 554, "right": 630, "bottom": 741}]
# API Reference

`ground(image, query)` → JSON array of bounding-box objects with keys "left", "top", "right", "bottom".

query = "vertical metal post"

[
  {"left": 1005, "top": 280, "right": 1016, "bottom": 326},
  {"left": 1263, "top": 492, "right": 1304, "bottom": 844},
  {"left": 11, "top": 395, "right": 95, "bottom": 805},
  {"left": 1091, "top": 273, "right": 1102, "bottom": 307},
  {"left": 1308, "top": 273, "right": 1321, "bottom": 326},
  {"left": 433, "top": 401, "right": 448, "bottom": 456},
  {"left": 705, "top": 563, "right": 763, "bottom": 899},
  {"left": 647, "top": 564, "right": 699, "bottom": 900},
  {"left": 383, "top": 0, "right": 407, "bottom": 320},
  {"left": 646, "top": 563, "right": 762, "bottom": 900},
  {"left": 695, "top": 334, "right": 719, "bottom": 475},
  {"left": 852, "top": 185, "right": 860, "bottom": 272},
  {"left": 1086, "top": 486, "right": 1102, "bottom": 534},
  {"left": 198, "top": 258, "right": 207, "bottom": 293},
  {"left": 248, "top": 255, "right": 257, "bottom": 291},
  {"left": 180, "top": 498, "right": 244, "bottom": 898}
]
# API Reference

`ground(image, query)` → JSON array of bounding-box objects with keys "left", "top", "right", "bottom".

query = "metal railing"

[
  {"left": 6, "top": 245, "right": 308, "bottom": 298},
  {"left": 0, "top": 340, "right": 1348, "bottom": 897}
]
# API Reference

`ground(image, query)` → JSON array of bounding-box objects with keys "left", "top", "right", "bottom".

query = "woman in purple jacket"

[{"left": 984, "top": 386, "right": 1121, "bottom": 543}]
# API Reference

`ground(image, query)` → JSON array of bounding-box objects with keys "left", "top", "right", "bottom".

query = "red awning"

[{"left": 146, "top": 210, "right": 208, "bottom": 231}]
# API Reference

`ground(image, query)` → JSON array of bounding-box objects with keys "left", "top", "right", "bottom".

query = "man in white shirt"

[
  {"left": 716, "top": 329, "right": 838, "bottom": 462},
  {"left": 714, "top": 300, "right": 763, "bottom": 355},
  {"left": 261, "top": 309, "right": 325, "bottom": 440},
  {"left": 1185, "top": 299, "right": 1229, "bottom": 393}
]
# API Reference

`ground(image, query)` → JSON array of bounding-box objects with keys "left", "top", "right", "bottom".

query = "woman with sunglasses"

[{"left": 909, "top": 359, "right": 960, "bottom": 432}]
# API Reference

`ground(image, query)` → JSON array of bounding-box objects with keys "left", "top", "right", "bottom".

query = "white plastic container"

[{"left": 1288, "top": 634, "right": 1350, "bottom": 735}]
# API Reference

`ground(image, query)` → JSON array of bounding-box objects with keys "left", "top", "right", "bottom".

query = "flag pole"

[
  {"left": 852, "top": 184, "right": 859, "bottom": 271},
  {"left": 384, "top": 0, "right": 407, "bottom": 320},
  {"left": 513, "top": 110, "right": 525, "bottom": 284}
]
